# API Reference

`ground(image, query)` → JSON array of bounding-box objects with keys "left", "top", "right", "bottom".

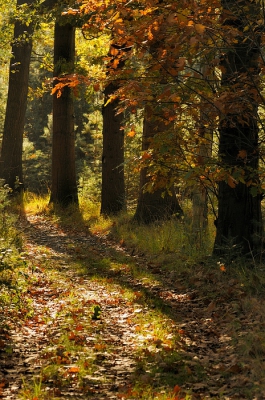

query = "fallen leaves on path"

[{"left": 0, "top": 214, "right": 265, "bottom": 399}]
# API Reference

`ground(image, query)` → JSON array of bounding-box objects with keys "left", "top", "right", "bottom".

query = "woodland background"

[
  {"left": 0, "top": 0, "right": 265, "bottom": 259},
  {"left": 2, "top": 1, "right": 265, "bottom": 399}
]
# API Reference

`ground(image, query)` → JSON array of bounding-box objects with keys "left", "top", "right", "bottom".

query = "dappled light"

[
  {"left": 1, "top": 0, "right": 265, "bottom": 398},
  {"left": 1, "top": 200, "right": 265, "bottom": 399}
]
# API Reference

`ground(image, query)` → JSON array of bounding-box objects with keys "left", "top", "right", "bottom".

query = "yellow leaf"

[
  {"left": 112, "top": 11, "right": 120, "bottom": 21},
  {"left": 104, "top": 95, "right": 117, "bottom": 107},
  {"left": 195, "top": 23, "right": 206, "bottom": 34},
  {"left": 114, "top": 18, "right": 123, "bottom": 25}
]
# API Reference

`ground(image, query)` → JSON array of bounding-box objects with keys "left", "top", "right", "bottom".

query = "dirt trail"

[
  {"left": 1, "top": 215, "right": 143, "bottom": 399},
  {"left": 0, "top": 214, "right": 257, "bottom": 399}
]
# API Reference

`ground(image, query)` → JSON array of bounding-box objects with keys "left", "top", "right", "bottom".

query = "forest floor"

[{"left": 1, "top": 211, "right": 265, "bottom": 399}]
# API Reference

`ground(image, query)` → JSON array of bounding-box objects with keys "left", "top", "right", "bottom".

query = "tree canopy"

[{"left": 1, "top": 0, "right": 265, "bottom": 257}]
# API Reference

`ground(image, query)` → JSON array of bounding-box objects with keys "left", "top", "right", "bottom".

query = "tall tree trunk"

[
  {"left": 100, "top": 81, "right": 125, "bottom": 215},
  {"left": 214, "top": 0, "right": 263, "bottom": 258},
  {"left": 49, "top": 22, "right": 78, "bottom": 206},
  {"left": 134, "top": 108, "right": 183, "bottom": 224},
  {"left": 100, "top": 42, "right": 131, "bottom": 215},
  {"left": 0, "top": 0, "right": 34, "bottom": 191}
]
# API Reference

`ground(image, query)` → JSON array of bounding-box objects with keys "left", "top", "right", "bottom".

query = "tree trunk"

[
  {"left": 49, "top": 22, "right": 78, "bottom": 206},
  {"left": 192, "top": 185, "right": 208, "bottom": 234},
  {"left": 192, "top": 67, "right": 214, "bottom": 238},
  {"left": 134, "top": 110, "right": 183, "bottom": 224},
  {"left": 0, "top": 0, "right": 34, "bottom": 191},
  {"left": 214, "top": 0, "right": 263, "bottom": 258},
  {"left": 100, "top": 40, "right": 131, "bottom": 216}
]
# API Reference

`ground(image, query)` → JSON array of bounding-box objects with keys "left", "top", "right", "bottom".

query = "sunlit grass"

[
  {"left": 23, "top": 191, "right": 50, "bottom": 215},
  {"left": 19, "top": 378, "right": 45, "bottom": 400},
  {"left": 23, "top": 192, "right": 215, "bottom": 266},
  {"left": 15, "top": 192, "right": 265, "bottom": 398}
]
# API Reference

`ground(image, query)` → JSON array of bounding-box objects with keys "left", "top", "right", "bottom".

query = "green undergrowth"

[
  {"left": 0, "top": 188, "right": 33, "bottom": 328},
  {"left": 23, "top": 193, "right": 215, "bottom": 267},
  {"left": 3, "top": 192, "right": 265, "bottom": 398}
]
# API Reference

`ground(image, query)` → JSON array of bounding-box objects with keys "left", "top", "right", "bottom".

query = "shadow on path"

[{"left": 0, "top": 213, "right": 245, "bottom": 399}]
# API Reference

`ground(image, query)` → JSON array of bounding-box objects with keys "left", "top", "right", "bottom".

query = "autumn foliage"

[{"left": 71, "top": 0, "right": 264, "bottom": 254}]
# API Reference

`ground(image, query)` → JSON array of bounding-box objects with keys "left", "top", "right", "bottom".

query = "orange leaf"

[
  {"left": 237, "top": 149, "right": 247, "bottom": 160},
  {"left": 68, "top": 366, "right": 80, "bottom": 373},
  {"left": 110, "top": 46, "right": 119, "bottom": 56},
  {"left": 112, "top": 58, "right": 120, "bottom": 69},
  {"left": 227, "top": 175, "right": 237, "bottom": 188},
  {"left": 148, "top": 28, "right": 154, "bottom": 40},
  {"left": 76, "top": 324, "right": 83, "bottom": 331},
  {"left": 0, "top": 382, "right": 6, "bottom": 396},
  {"left": 93, "top": 83, "right": 100, "bottom": 92},
  {"left": 195, "top": 23, "right": 206, "bottom": 34},
  {"left": 127, "top": 127, "right": 136, "bottom": 137},
  {"left": 68, "top": 331, "right": 76, "bottom": 340},
  {"left": 142, "top": 152, "right": 152, "bottom": 160},
  {"left": 94, "top": 343, "right": 106, "bottom": 351},
  {"left": 173, "top": 384, "right": 181, "bottom": 394},
  {"left": 220, "top": 264, "right": 226, "bottom": 272}
]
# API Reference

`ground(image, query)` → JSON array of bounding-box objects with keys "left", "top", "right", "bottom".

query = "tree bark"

[
  {"left": 100, "top": 81, "right": 125, "bottom": 215},
  {"left": 49, "top": 22, "right": 78, "bottom": 206},
  {"left": 134, "top": 109, "right": 183, "bottom": 224},
  {"left": 0, "top": 0, "right": 34, "bottom": 191},
  {"left": 100, "top": 41, "right": 131, "bottom": 215},
  {"left": 214, "top": 0, "right": 263, "bottom": 258}
]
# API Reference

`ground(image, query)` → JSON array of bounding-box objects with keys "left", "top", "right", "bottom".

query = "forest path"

[{"left": 0, "top": 213, "right": 260, "bottom": 399}]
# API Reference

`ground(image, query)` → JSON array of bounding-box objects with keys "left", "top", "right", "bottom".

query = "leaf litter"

[{"left": 0, "top": 214, "right": 265, "bottom": 399}]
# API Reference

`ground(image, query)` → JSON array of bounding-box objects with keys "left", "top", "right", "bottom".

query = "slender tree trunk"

[
  {"left": 134, "top": 108, "right": 183, "bottom": 224},
  {"left": 49, "top": 22, "right": 78, "bottom": 206},
  {"left": 0, "top": 0, "right": 34, "bottom": 191},
  {"left": 192, "top": 81, "right": 213, "bottom": 237},
  {"left": 214, "top": 0, "right": 263, "bottom": 258},
  {"left": 100, "top": 81, "right": 125, "bottom": 215},
  {"left": 192, "top": 173, "right": 208, "bottom": 234}
]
